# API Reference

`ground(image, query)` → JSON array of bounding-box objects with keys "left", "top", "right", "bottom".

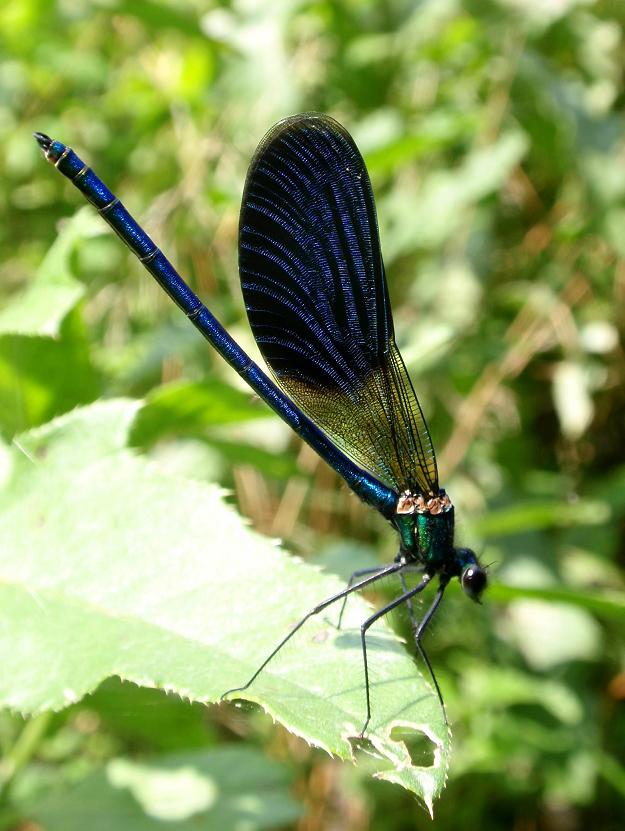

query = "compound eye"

[{"left": 461, "top": 565, "right": 487, "bottom": 601}]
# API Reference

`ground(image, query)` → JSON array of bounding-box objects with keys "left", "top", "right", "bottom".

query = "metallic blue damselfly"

[{"left": 35, "top": 115, "right": 487, "bottom": 734}]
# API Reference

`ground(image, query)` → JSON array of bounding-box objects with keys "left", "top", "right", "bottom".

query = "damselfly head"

[{"left": 456, "top": 550, "right": 488, "bottom": 602}]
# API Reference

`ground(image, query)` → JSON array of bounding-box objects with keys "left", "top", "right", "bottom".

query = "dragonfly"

[{"left": 34, "top": 114, "right": 487, "bottom": 735}]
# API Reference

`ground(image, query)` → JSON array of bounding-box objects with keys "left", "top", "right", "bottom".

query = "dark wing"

[{"left": 239, "top": 113, "right": 438, "bottom": 495}]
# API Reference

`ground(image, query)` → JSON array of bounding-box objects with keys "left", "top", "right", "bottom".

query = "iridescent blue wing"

[{"left": 239, "top": 113, "right": 438, "bottom": 495}]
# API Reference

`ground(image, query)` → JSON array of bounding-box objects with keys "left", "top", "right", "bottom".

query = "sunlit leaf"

[
  {"left": 0, "top": 401, "right": 450, "bottom": 810},
  {"left": 0, "top": 209, "right": 100, "bottom": 337},
  {"left": 472, "top": 500, "right": 611, "bottom": 536},
  {"left": 0, "top": 310, "right": 100, "bottom": 438},
  {"left": 552, "top": 361, "right": 594, "bottom": 440}
]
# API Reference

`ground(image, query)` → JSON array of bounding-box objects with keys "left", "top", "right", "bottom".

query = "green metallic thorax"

[{"left": 393, "top": 507, "right": 456, "bottom": 573}]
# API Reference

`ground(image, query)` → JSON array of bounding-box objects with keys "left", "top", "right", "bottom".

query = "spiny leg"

[
  {"left": 336, "top": 565, "right": 389, "bottom": 630},
  {"left": 221, "top": 561, "right": 402, "bottom": 701},
  {"left": 358, "top": 573, "right": 432, "bottom": 737},
  {"left": 413, "top": 579, "right": 449, "bottom": 725}
]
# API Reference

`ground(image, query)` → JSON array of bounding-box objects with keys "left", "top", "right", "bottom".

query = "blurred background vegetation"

[{"left": 1, "top": 0, "right": 625, "bottom": 828}]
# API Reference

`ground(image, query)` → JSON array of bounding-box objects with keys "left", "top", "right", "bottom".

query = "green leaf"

[
  {"left": 490, "top": 583, "right": 625, "bottom": 624},
  {"left": 205, "top": 437, "right": 301, "bottom": 480},
  {"left": 459, "top": 664, "right": 584, "bottom": 725},
  {"left": 0, "top": 209, "right": 99, "bottom": 337},
  {"left": 0, "top": 401, "right": 449, "bottom": 811},
  {"left": 471, "top": 499, "right": 611, "bottom": 537},
  {"left": 116, "top": 0, "right": 205, "bottom": 38},
  {"left": 130, "top": 378, "right": 273, "bottom": 447},
  {"left": 382, "top": 131, "right": 528, "bottom": 257},
  {"left": 503, "top": 599, "right": 601, "bottom": 669},
  {"left": 600, "top": 753, "right": 625, "bottom": 799},
  {"left": 0, "top": 310, "right": 101, "bottom": 439},
  {"left": 87, "top": 678, "right": 216, "bottom": 751},
  {"left": 22, "top": 747, "right": 302, "bottom": 831}
]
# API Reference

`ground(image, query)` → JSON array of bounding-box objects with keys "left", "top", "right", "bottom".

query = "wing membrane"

[{"left": 239, "top": 113, "right": 438, "bottom": 495}]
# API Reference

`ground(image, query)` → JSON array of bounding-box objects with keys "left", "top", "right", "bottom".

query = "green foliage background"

[{"left": 1, "top": 0, "right": 625, "bottom": 828}]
